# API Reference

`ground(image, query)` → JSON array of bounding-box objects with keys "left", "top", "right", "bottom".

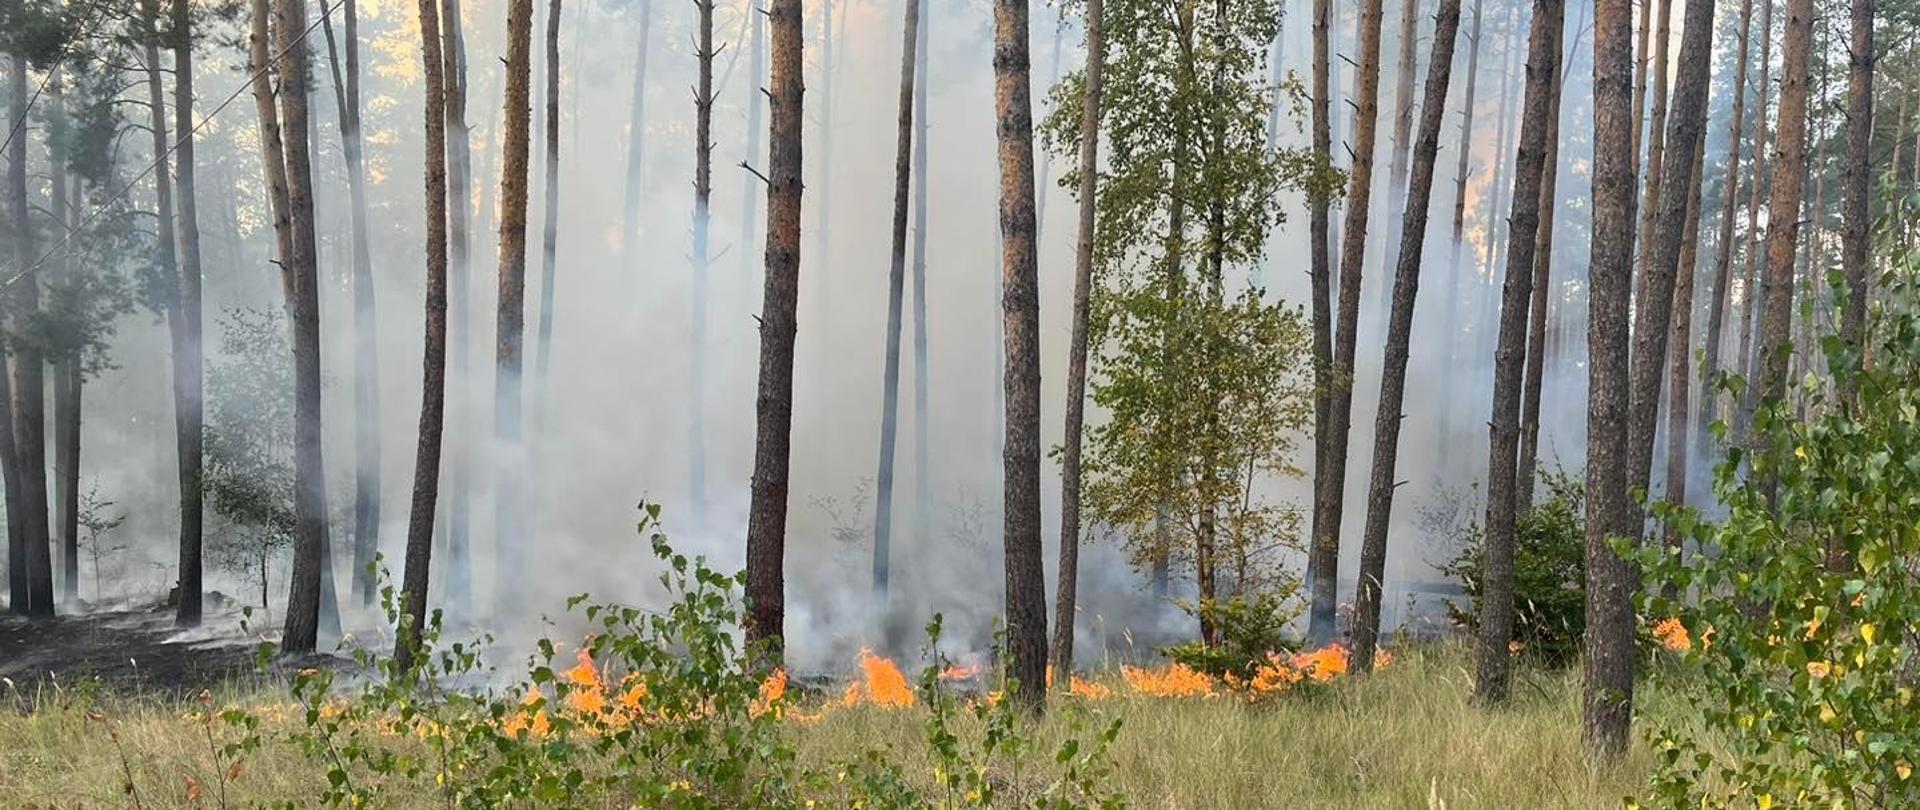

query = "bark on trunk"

[
  {"left": 273, "top": 0, "right": 334, "bottom": 654},
  {"left": 740, "top": 0, "right": 765, "bottom": 286},
  {"left": 398, "top": 0, "right": 450, "bottom": 669},
  {"left": 1377, "top": 0, "right": 1420, "bottom": 319},
  {"left": 1662, "top": 143, "right": 1704, "bottom": 557},
  {"left": 1734, "top": 0, "right": 1775, "bottom": 445},
  {"left": 910, "top": 8, "right": 930, "bottom": 559},
  {"left": 170, "top": 0, "right": 208, "bottom": 624},
  {"left": 619, "top": 0, "right": 653, "bottom": 265},
  {"left": 1304, "top": 0, "right": 1338, "bottom": 644},
  {"left": 1838, "top": 0, "right": 1872, "bottom": 384},
  {"left": 1698, "top": 0, "right": 1752, "bottom": 454},
  {"left": 3, "top": 42, "right": 34, "bottom": 615},
  {"left": 1633, "top": 0, "right": 1673, "bottom": 295},
  {"left": 1433, "top": 0, "right": 1483, "bottom": 472},
  {"left": 1624, "top": 0, "right": 1715, "bottom": 530},
  {"left": 993, "top": 0, "right": 1048, "bottom": 713},
  {"left": 441, "top": 0, "right": 474, "bottom": 617},
  {"left": 1755, "top": 0, "right": 1813, "bottom": 503},
  {"left": 494, "top": 0, "right": 534, "bottom": 612},
  {"left": 1473, "top": 0, "right": 1563, "bottom": 704},
  {"left": 744, "top": 0, "right": 803, "bottom": 658},
  {"left": 1351, "top": 0, "right": 1464, "bottom": 674},
  {"left": 687, "top": 0, "right": 710, "bottom": 527},
  {"left": 1518, "top": 4, "right": 1583, "bottom": 510},
  {"left": 535, "top": 0, "right": 561, "bottom": 431},
  {"left": 1052, "top": 0, "right": 1101, "bottom": 681},
  {"left": 870, "top": 0, "right": 919, "bottom": 598},
  {"left": 7, "top": 16, "right": 48, "bottom": 619},
  {"left": 1582, "top": 0, "right": 1640, "bottom": 758},
  {"left": 48, "top": 73, "right": 78, "bottom": 604},
  {"left": 1329, "top": 0, "right": 1385, "bottom": 664}
]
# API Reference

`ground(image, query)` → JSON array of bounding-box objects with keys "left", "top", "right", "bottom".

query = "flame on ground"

[{"left": 841, "top": 649, "right": 916, "bottom": 708}]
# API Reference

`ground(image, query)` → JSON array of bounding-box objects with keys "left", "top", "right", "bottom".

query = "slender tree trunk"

[
  {"left": 1033, "top": 7, "right": 1067, "bottom": 240},
  {"left": 494, "top": 0, "right": 535, "bottom": 610},
  {"left": 1634, "top": 0, "right": 1673, "bottom": 288},
  {"left": 1304, "top": 0, "right": 1339, "bottom": 644},
  {"left": 536, "top": 0, "right": 561, "bottom": 424},
  {"left": 2, "top": 43, "right": 31, "bottom": 615},
  {"left": 1838, "top": 0, "right": 1872, "bottom": 379},
  {"left": 1475, "top": 13, "right": 1521, "bottom": 369},
  {"left": 1735, "top": 0, "right": 1775, "bottom": 444},
  {"left": 685, "top": 0, "right": 712, "bottom": 527},
  {"left": 1329, "top": 0, "right": 1384, "bottom": 663},
  {"left": 741, "top": 0, "right": 766, "bottom": 289},
  {"left": 49, "top": 72, "right": 79, "bottom": 604},
  {"left": 870, "top": 0, "right": 919, "bottom": 598},
  {"left": 169, "top": 0, "right": 209, "bottom": 624},
  {"left": 744, "top": 0, "right": 803, "bottom": 657},
  {"left": 1698, "top": 0, "right": 1752, "bottom": 454},
  {"left": 1662, "top": 142, "right": 1704, "bottom": 556},
  {"left": 1435, "top": 0, "right": 1483, "bottom": 469},
  {"left": 1754, "top": 0, "right": 1812, "bottom": 504},
  {"left": 6, "top": 19, "right": 48, "bottom": 620},
  {"left": 1582, "top": 0, "right": 1640, "bottom": 758},
  {"left": 441, "top": 0, "right": 474, "bottom": 618},
  {"left": 1051, "top": 0, "right": 1101, "bottom": 680},
  {"left": 272, "top": 0, "right": 333, "bottom": 654},
  {"left": 619, "top": 0, "right": 653, "bottom": 266},
  {"left": 1631, "top": 0, "right": 1652, "bottom": 166},
  {"left": 398, "top": 0, "right": 450, "bottom": 669},
  {"left": 1351, "top": 0, "right": 1463, "bottom": 674},
  {"left": 1378, "top": 0, "right": 1420, "bottom": 319},
  {"left": 1518, "top": 3, "right": 1583, "bottom": 511},
  {"left": 993, "top": 0, "right": 1048, "bottom": 713},
  {"left": 1473, "top": 0, "right": 1563, "bottom": 703},
  {"left": 910, "top": 7, "right": 931, "bottom": 560},
  {"left": 815, "top": 0, "right": 835, "bottom": 303}
]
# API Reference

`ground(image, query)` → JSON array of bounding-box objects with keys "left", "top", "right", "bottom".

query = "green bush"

[
  {"left": 1634, "top": 276, "right": 1920, "bottom": 808},
  {"left": 1162, "top": 589, "right": 1302, "bottom": 680},
  {"left": 1435, "top": 471, "right": 1586, "bottom": 667}
]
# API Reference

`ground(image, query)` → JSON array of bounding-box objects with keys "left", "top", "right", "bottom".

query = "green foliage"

[
  {"left": 1162, "top": 590, "right": 1302, "bottom": 680},
  {"left": 204, "top": 309, "right": 296, "bottom": 603},
  {"left": 1436, "top": 472, "right": 1587, "bottom": 667},
  {"left": 1634, "top": 276, "right": 1920, "bottom": 808},
  {"left": 255, "top": 507, "right": 1128, "bottom": 808}
]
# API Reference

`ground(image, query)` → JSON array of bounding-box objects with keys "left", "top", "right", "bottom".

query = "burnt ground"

[{"left": 0, "top": 602, "right": 342, "bottom": 704}]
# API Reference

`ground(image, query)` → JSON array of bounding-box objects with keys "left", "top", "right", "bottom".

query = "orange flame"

[
  {"left": 841, "top": 649, "right": 915, "bottom": 709},
  {"left": 1121, "top": 662, "right": 1216, "bottom": 697}
]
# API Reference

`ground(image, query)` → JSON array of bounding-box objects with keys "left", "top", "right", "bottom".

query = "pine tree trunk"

[
  {"left": 1330, "top": 0, "right": 1385, "bottom": 664},
  {"left": 399, "top": 0, "right": 450, "bottom": 668},
  {"left": 685, "top": 0, "right": 712, "bottom": 527},
  {"left": 48, "top": 72, "right": 79, "bottom": 604},
  {"left": 535, "top": 0, "right": 561, "bottom": 432},
  {"left": 1434, "top": 0, "right": 1483, "bottom": 471},
  {"left": 1052, "top": 0, "right": 1101, "bottom": 681},
  {"left": 1662, "top": 142, "right": 1704, "bottom": 556},
  {"left": 993, "top": 0, "right": 1048, "bottom": 713},
  {"left": 1631, "top": 0, "right": 1652, "bottom": 166},
  {"left": 1735, "top": 0, "right": 1775, "bottom": 444},
  {"left": 1304, "top": 0, "right": 1339, "bottom": 644},
  {"left": 1633, "top": 0, "right": 1673, "bottom": 293},
  {"left": 1582, "top": 0, "right": 1641, "bottom": 758},
  {"left": 1473, "top": 0, "right": 1563, "bottom": 703},
  {"left": 1474, "top": 13, "right": 1521, "bottom": 371},
  {"left": 494, "top": 0, "right": 535, "bottom": 611},
  {"left": 7, "top": 14, "right": 48, "bottom": 619},
  {"left": 741, "top": 0, "right": 766, "bottom": 289},
  {"left": 168, "top": 0, "right": 208, "bottom": 624},
  {"left": 1698, "top": 0, "right": 1752, "bottom": 454},
  {"left": 815, "top": 0, "right": 835, "bottom": 304},
  {"left": 1378, "top": 0, "right": 1420, "bottom": 319},
  {"left": 1516, "top": 8, "right": 1579, "bottom": 512},
  {"left": 870, "top": 0, "right": 919, "bottom": 598},
  {"left": 910, "top": 7, "right": 931, "bottom": 561},
  {"left": 744, "top": 0, "right": 803, "bottom": 657},
  {"left": 1755, "top": 0, "right": 1813, "bottom": 503},
  {"left": 1838, "top": 0, "right": 1872, "bottom": 378},
  {"left": 441, "top": 0, "right": 474, "bottom": 618},
  {"left": 619, "top": 0, "right": 653, "bottom": 266},
  {"left": 1351, "top": 0, "right": 1463, "bottom": 674},
  {"left": 3, "top": 42, "right": 32, "bottom": 615},
  {"left": 274, "top": 0, "right": 333, "bottom": 654}
]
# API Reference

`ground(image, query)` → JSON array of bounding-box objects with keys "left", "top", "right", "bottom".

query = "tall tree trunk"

[
  {"left": 910, "top": 6, "right": 931, "bottom": 562},
  {"left": 1698, "top": 0, "right": 1752, "bottom": 454},
  {"left": 1033, "top": 7, "right": 1067, "bottom": 240},
  {"left": 3, "top": 41, "right": 32, "bottom": 615},
  {"left": 741, "top": 0, "right": 766, "bottom": 289},
  {"left": 1434, "top": 0, "right": 1483, "bottom": 469},
  {"left": 1304, "top": 0, "right": 1339, "bottom": 644},
  {"left": 1474, "top": 12, "right": 1521, "bottom": 371},
  {"left": 494, "top": 0, "right": 534, "bottom": 611},
  {"left": 322, "top": 0, "right": 382, "bottom": 608},
  {"left": 1329, "top": 0, "right": 1384, "bottom": 665},
  {"left": 273, "top": 0, "right": 333, "bottom": 654},
  {"left": 1351, "top": 0, "right": 1463, "bottom": 674},
  {"left": 1052, "top": 0, "right": 1101, "bottom": 680},
  {"left": 1627, "top": 0, "right": 1715, "bottom": 522},
  {"left": 536, "top": 0, "right": 561, "bottom": 427},
  {"left": 1631, "top": 0, "right": 1652, "bottom": 166},
  {"left": 619, "top": 0, "right": 653, "bottom": 266},
  {"left": 687, "top": 0, "right": 710, "bottom": 527},
  {"left": 7, "top": 16, "right": 48, "bottom": 620},
  {"left": 1473, "top": 0, "right": 1563, "bottom": 703},
  {"left": 1582, "top": 0, "right": 1640, "bottom": 758},
  {"left": 169, "top": 0, "right": 208, "bottom": 624},
  {"left": 1518, "top": 2, "right": 1583, "bottom": 511},
  {"left": 441, "top": 0, "right": 474, "bottom": 618},
  {"left": 744, "top": 0, "right": 803, "bottom": 658},
  {"left": 1838, "top": 0, "right": 1872, "bottom": 379},
  {"left": 49, "top": 71, "right": 79, "bottom": 604},
  {"left": 1634, "top": 0, "right": 1673, "bottom": 289},
  {"left": 398, "top": 0, "right": 450, "bottom": 669},
  {"left": 815, "top": 0, "right": 835, "bottom": 303},
  {"left": 1662, "top": 143, "right": 1704, "bottom": 558},
  {"left": 993, "top": 0, "right": 1048, "bottom": 713},
  {"left": 1377, "top": 0, "right": 1419, "bottom": 319},
  {"left": 1735, "top": 0, "right": 1775, "bottom": 445},
  {"left": 870, "top": 0, "right": 919, "bottom": 598},
  {"left": 1754, "top": 0, "right": 1812, "bottom": 503}
]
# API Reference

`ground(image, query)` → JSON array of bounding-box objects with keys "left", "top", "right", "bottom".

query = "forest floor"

[{"left": 0, "top": 638, "right": 1671, "bottom": 808}]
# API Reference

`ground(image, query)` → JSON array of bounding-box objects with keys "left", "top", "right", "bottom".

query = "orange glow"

[
  {"left": 1121, "top": 662, "right": 1216, "bottom": 697},
  {"left": 940, "top": 663, "right": 981, "bottom": 680},
  {"left": 841, "top": 650, "right": 916, "bottom": 709},
  {"left": 1653, "top": 618, "right": 1691, "bottom": 652}
]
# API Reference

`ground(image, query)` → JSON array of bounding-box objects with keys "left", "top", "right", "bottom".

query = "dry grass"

[{"left": 0, "top": 645, "right": 1664, "bottom": 808}]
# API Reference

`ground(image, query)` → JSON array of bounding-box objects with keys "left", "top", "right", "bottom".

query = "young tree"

[
  {"left": 1304, "top": 0, "right": 1337, "bottom": 644},
  {"left": 1350, "top": 0, "right": 1466, "bottom": 676},
  {"left": 869, "top": 0, "right": 920, "bottom": 598},
  {"left": 744, "top": 0, "right": 802, "bottom": 657},
  {"left": 993, "top": 0, "right": 1048, "bottom": 712},
  {"left": 1582, "top": 0, "right": 1640, "bottom": 757},
  {"left": 1052, "top": 0, "right": 1102, "bottom": 680},
  {"left": 1754, "top": 0, "right": 1813, "bottom": 502},
  {"left": 1472, "top": 0, "right": 1563, "bottom": 703},
  {"left": 1698, "top": 0, "right": 1753, "bottom": 451},
  {"left": 399, "top": 0, "right": 450, "bottom": 669},
  {"left": 1323, "top": 0, "right": 1383, "bottom": 662},
  {"left": 494, "top": 0, "right": 534, "bottom": 608}
]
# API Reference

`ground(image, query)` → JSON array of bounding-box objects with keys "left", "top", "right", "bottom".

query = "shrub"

[
  {"left": 1634, "top": 276, "right": 1920, "bottom": 808},
  {"left": 1434, "top": 471, "right": 1585, "bottom": 666},
  {"left": 1162, "top": 589, "right": 1301, "bottom": 680}
]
